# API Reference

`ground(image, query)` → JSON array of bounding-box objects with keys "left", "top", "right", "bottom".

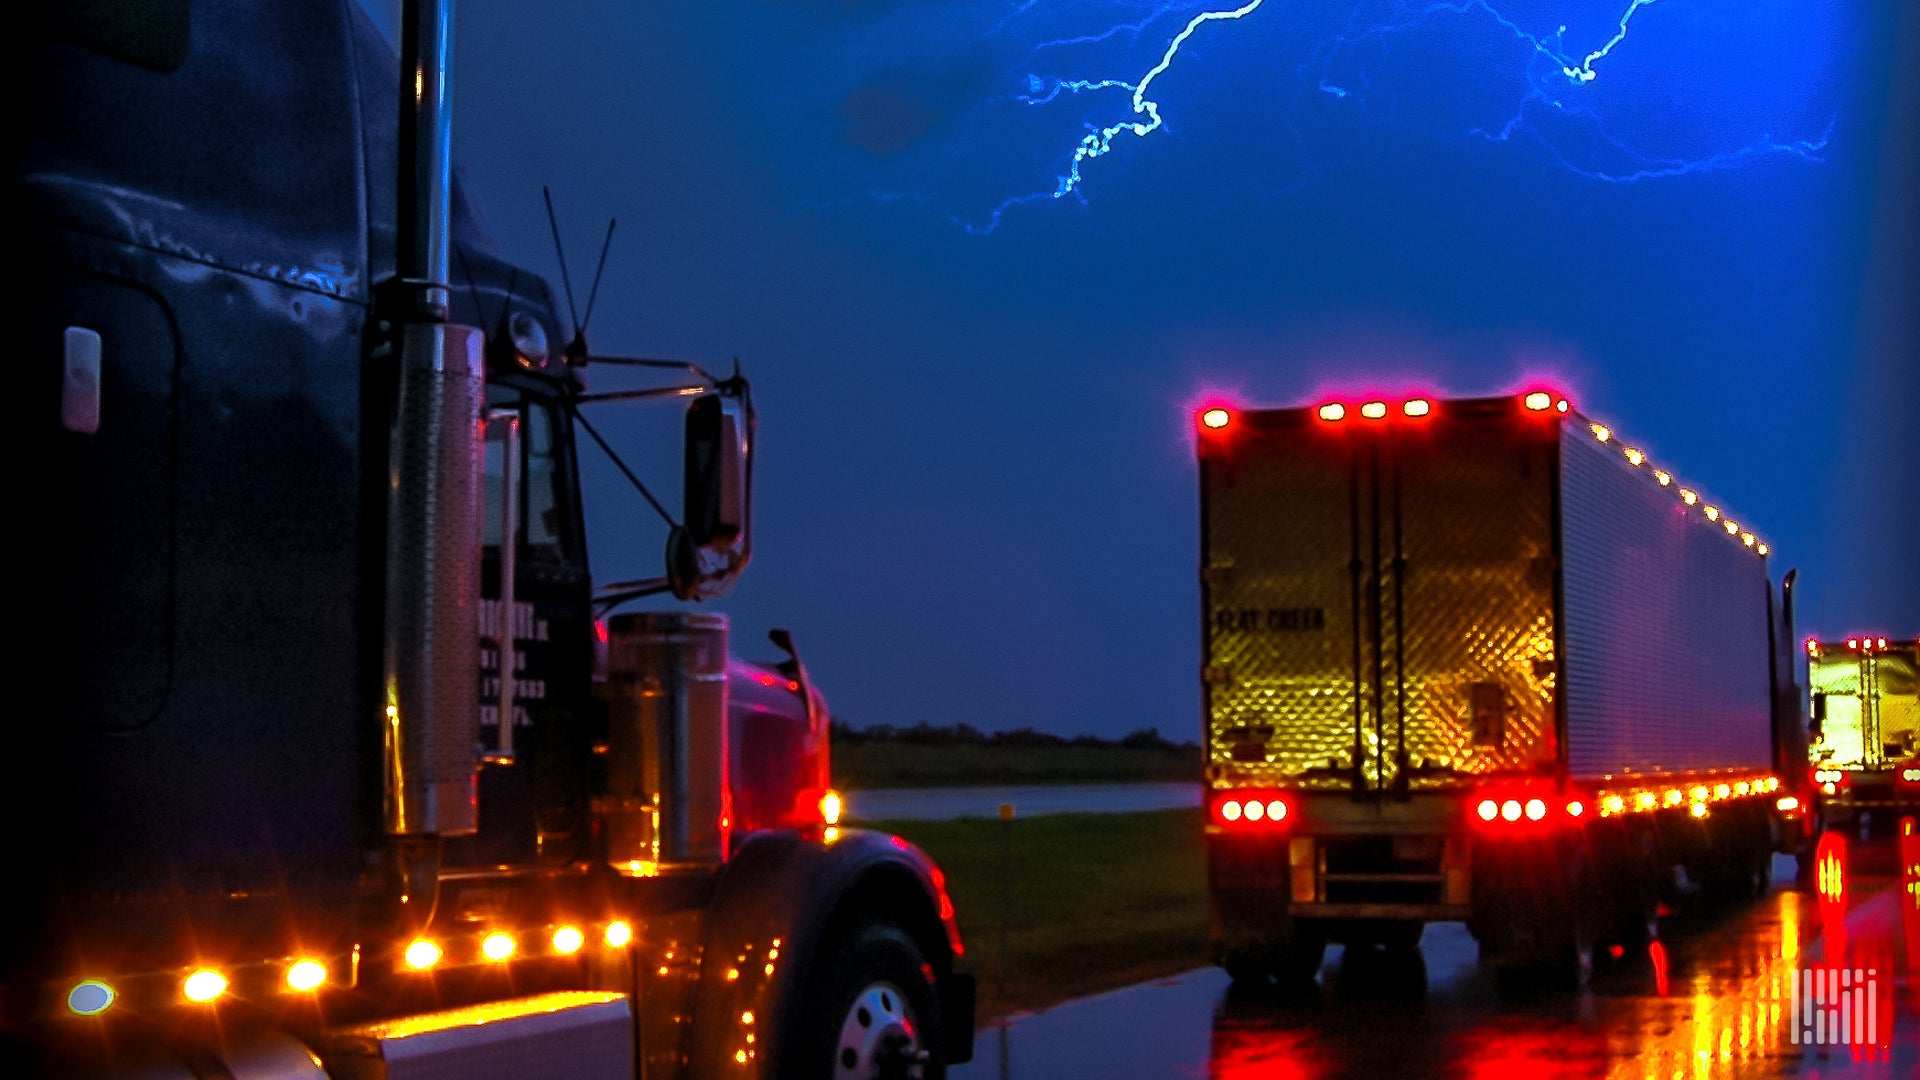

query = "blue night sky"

[{"left": 376, "top": 1, "right": 1915, "bottom": 737}]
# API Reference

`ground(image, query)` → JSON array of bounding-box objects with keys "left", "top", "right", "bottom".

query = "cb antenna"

[{"left": 542, "top": 185, "right": 616, "bottom": 364}]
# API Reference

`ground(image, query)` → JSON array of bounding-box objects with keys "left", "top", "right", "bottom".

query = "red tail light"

[
  {"left": 1212, "top": 790, "right": 1291, "bottom": 829},
  {"left": 1199, "top": 407, "right": 1233, "bottom": 431},
  {"left": 1472, "top": 788, "right": 1579, "bottom": 834}
]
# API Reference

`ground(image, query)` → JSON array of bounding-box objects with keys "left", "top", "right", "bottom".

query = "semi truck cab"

[{"left": 10, "top": 2, "right": 972, "bottom": 1076}]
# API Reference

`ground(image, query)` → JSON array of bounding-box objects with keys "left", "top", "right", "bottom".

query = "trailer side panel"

[{"left": 1559, "top": 425, "right": 1773, "bottom": 779}]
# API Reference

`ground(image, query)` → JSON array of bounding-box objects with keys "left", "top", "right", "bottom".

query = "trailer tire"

[{"left": 788, "top": 920, "right": 944, "bottom": 1080}]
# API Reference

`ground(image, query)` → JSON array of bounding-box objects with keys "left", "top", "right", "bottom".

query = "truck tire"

[{"left": 787, "top": 921, "right": 945, "bottom": 1080}]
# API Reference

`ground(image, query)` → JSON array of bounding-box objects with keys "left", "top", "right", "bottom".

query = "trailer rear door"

[{"left": 1200, "top": 401, "right": 1560, "bottom": 793}]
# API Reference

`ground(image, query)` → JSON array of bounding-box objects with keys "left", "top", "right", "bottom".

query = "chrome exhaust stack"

[
  {"left": 602, "top": 613, "right": 733, "bottom": 870},
  {"left": 383, "top": 0, "right": 482, "bottom": 839}
]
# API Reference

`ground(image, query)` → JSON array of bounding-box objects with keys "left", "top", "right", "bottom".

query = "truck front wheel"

[{"left": 789, "top": 921, "right": 945, "bottom": 1080}]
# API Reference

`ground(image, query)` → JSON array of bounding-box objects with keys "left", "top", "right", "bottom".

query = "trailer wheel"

[{"left": 791, "top": 921, "right": 944, "bottom": 1080}]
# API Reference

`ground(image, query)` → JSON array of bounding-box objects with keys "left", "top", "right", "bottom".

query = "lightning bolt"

[{"left": 886, "top": 0, "right": 1830, "bottom": 234}]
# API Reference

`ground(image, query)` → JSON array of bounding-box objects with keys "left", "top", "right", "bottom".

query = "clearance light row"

[
  {"left": 1592, "top": 776, "right": 1783, "bottom": 820},
  {"left": 1197, "top": 391, "right": 1570, "bottom": 433},
  {"left": 1583, "top": 416, "right": 1769, "bottom": 557},
  {"left": 64, "top": 920, "right": 638, "bottom": 1018},
  {"left": 1808, "top": 636, "right": 1899, "bottom": 656}
]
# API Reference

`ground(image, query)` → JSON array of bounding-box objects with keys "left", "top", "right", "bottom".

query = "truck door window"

[
  {"left": 483, "top": 390, "right": 578, "bottom": 566},
  {"left": 524, "top": 403, "right": 565, "bottom": 554}
]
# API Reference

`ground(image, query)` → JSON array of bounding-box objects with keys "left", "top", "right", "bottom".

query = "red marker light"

[
  {"left": 1360, "top": 401, "right": 1388, "bottom": 420},
  {"left": 1555, "top": 398, "right": 1570, "bottom": 413},
  {"left": 1402, "top": 398, "right": 1431, "bottom": 418},
  {"left": 1317, "top": 403, "right": 1346, "bottom": 422},
  {"left": 1200, "top": 407, "right": 1232, "bottom": 431},
  {"left": 1878, "top": 637, "right": 1889, "bottom": 649},
  {"left": 1848, "top": 639, "right": 1859, "bottom": 651},
  {"left": 1523, "top": 391, "right": 1552, "bottom": 411}
]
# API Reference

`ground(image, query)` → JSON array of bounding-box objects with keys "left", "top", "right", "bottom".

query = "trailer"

[
  {"left": 1805, "top": 635, "right": 1920, "bottom": 831},
  {"left": 1194, "top": 391, "right": 1810, "bottom": 983},
  {"left": 7, "top": 1, "right": 971, "bottom": 1076}
]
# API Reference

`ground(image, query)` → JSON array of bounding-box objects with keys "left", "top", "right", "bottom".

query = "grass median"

[
  {"left": 833, "top": 741, "right": 1197, "bottom": 788},
  {"left": 856, "top": 808, "right": 1211, "bottom": 1021}
]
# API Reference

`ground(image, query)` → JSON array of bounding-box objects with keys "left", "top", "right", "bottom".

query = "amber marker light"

[
  {"left": 552, "top": 927, "right": 585, "bottom": 955},
  {"left": 820, "top": 791, "right": 843, "bottom": 827},
  {"left": 183, "top": 969, "right": 227, "bottom": 1003},
  {"left": 404, "top": 939, "right": 442, "bottom": 971},
  {"left": 481, "top": 933, "right": 516, "bottom": 962},
  {"left": 286, "top": 960, "right": 327, "bottom": 992},
  {"left": 1624, "top": 448, "right": 1644, "bottom": 466},
  {"left": 605, "top": 921, "right": 634, "bottom": 948},
  {"left": 67, "top": 980, "right": 115, "bottom": 1016},
  {"left": 1690, "top": 802, "right": 1710, "bottom": 819},
  {"left": 1777, "top": 796, "right": 1801, "bottom": 812},
  {"left": 1704, "top": 506, "right": 1720, "bottom": 522},
  {"left": 1360, "top": 401, "right": 1388, "bottom": 420},
  {"left": 1318, "top": 402, "right": 1346, "bottom": 422},
  {"left": 1742, "top": 533, "right": 1756, "bottom": 547},
  {"left": 1757, "top": 544, "right": 1769, "bottom": 555},
  {"left": 1199, "top": 407, "right": 1232, "bottom": 430},
  {"left": 1680, "top": 489, "right": 1698, "bottom": 505},
  {"left": 1654, "top": 470, "right": 1672, "bottom": 486},
  {"left": 1590, "top": 423, "right": 1611, "bottom": 442}
]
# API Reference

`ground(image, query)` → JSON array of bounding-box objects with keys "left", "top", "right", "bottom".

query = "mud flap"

[{"left": 940, "top": 971, "right": 976, "bottom": 1064}]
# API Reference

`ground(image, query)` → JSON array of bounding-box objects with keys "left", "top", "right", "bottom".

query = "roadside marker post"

[{"left": 999, "top": 802, "right": 1014, "bottom": 1000}]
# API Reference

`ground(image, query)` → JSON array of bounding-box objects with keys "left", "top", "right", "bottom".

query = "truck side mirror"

[
  {"left": 1811, "top": 691, "right": 1827, "bottom": 724},
  {"left": 667, "top": 392, "right": 752, "bottom": 600}
]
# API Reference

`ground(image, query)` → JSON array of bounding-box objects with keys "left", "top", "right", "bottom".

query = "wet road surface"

[
  {"left": 844, "top": 782, "right": 1200, "bottom": 821},
  {"left": 957, "top": 836, "right": 1919, "bottom": 1078}
]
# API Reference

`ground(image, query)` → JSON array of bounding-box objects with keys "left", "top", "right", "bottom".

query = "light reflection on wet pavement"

[{"left": 956, "top": 840, "right": 1918, "bottom": 1079}]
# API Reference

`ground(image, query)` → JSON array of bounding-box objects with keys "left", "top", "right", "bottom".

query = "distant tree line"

[{"left": 830, "top": 719, "right": 1196, "bottom": 751}]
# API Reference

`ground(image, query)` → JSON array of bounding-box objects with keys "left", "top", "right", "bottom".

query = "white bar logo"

[{"left": 1790, "top": 966, "right": 1879, "bottom": 1045}]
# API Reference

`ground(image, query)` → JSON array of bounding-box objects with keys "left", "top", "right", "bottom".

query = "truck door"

[
  {"left": 1202, "top": 403, "right": 1557, "bottom": 793},
  {"left": 44, "top": 273, "right": 178, "bottom": 734},
  {"left": 461, "top": 385, "right": 593, "bottom": 866}
]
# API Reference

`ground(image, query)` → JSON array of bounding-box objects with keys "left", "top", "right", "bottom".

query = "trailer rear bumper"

[
  {"left": 1284, "top": 901, "right": 1473, "bottom": 920},
  {"left": 1207, "top": 793, "right": 1475, "bottom": 945}
]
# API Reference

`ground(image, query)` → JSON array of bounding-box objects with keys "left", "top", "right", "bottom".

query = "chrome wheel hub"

[{"left": 833, "top": 981, "right": 923, "bottom": 1080}]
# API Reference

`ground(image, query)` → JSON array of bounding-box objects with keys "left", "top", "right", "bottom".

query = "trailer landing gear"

[{"left": 1219, "top": 918, "right": 1327, "bottom": 989}]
